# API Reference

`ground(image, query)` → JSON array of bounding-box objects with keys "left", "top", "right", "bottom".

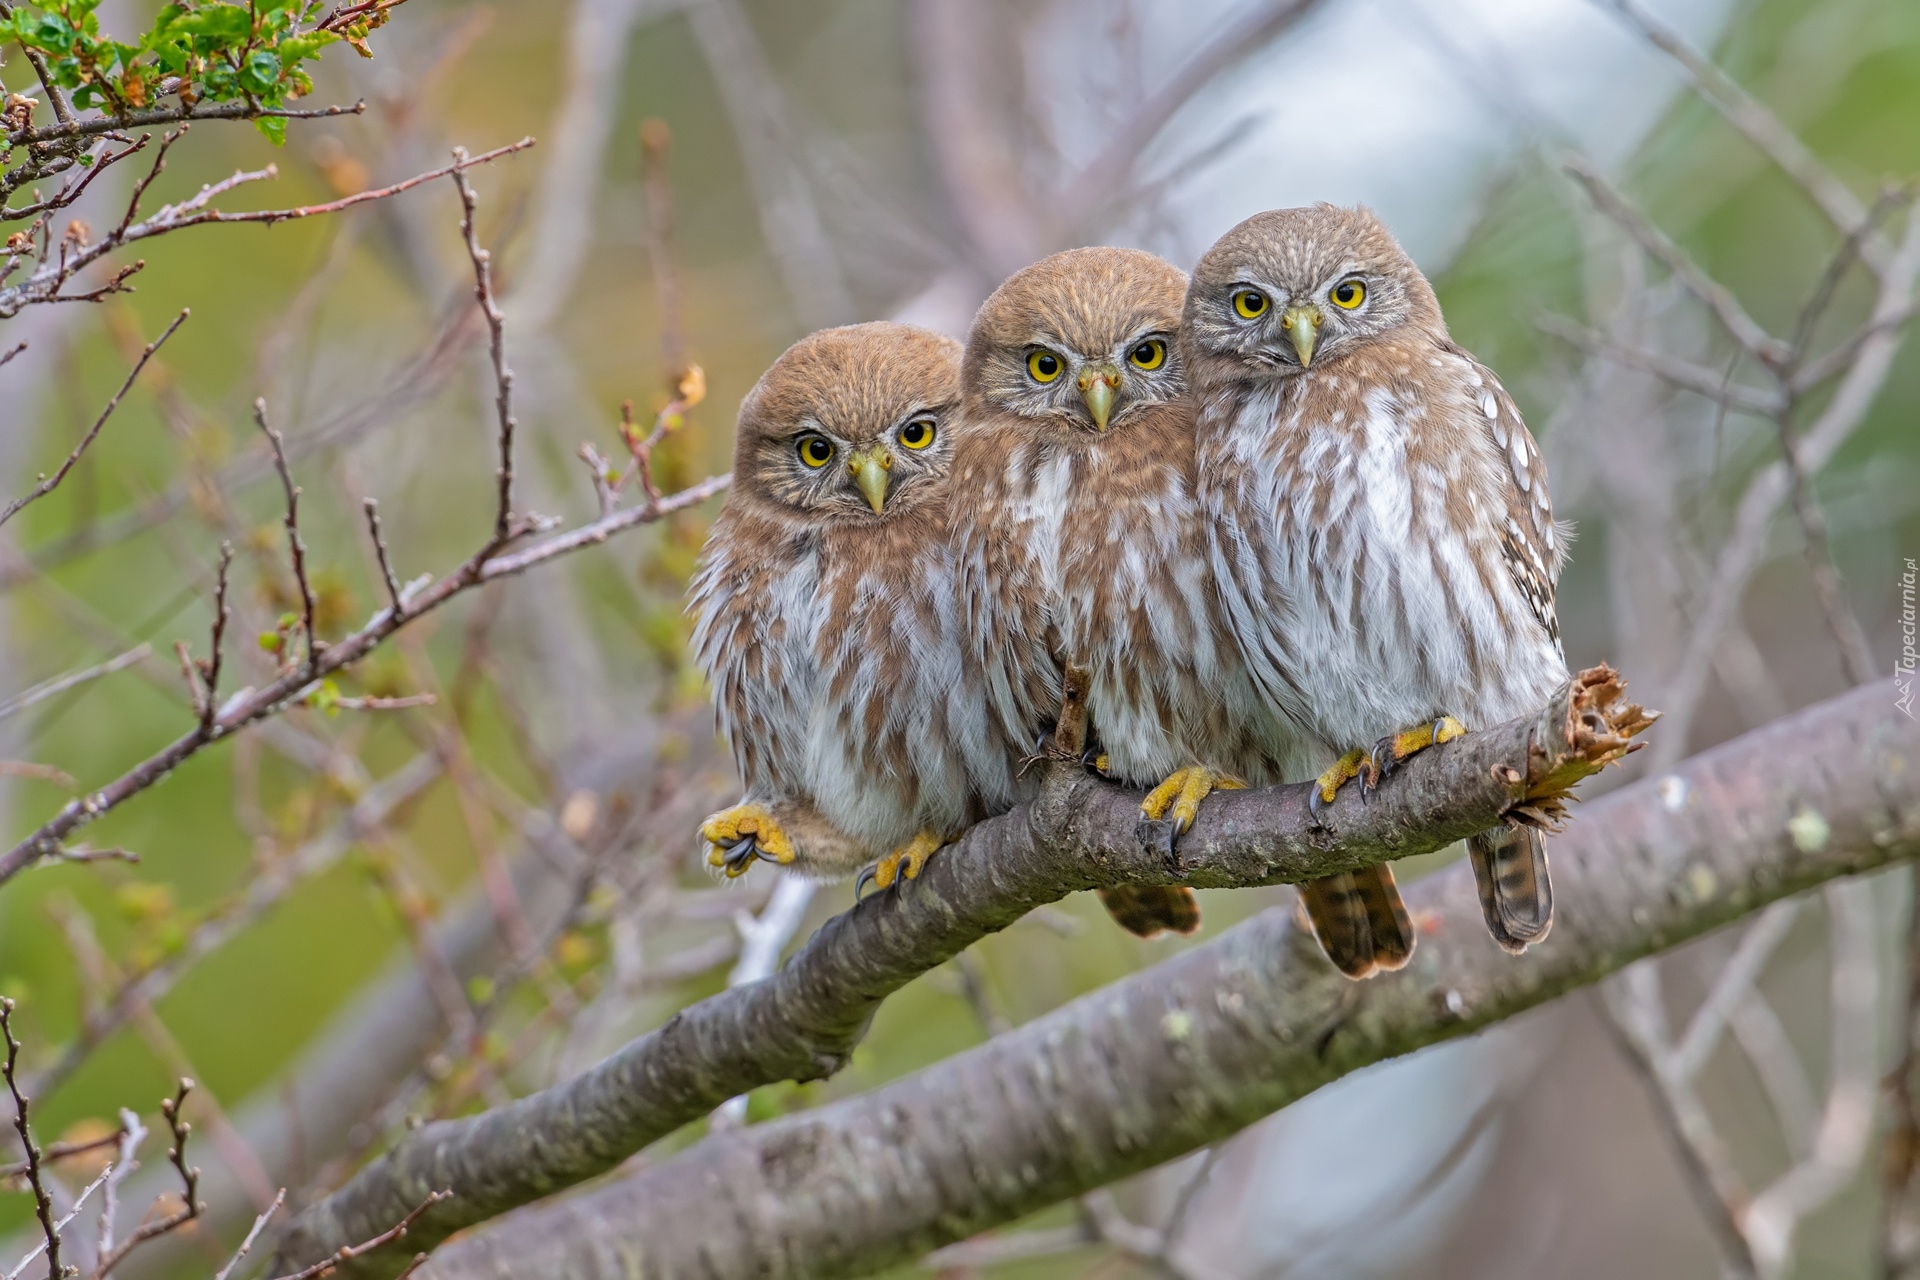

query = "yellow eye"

[
  {"left": 898, "top": 417, "right": 936, "bottom": 450},
  {"left": 797, "top": 436, "right": 834, "bottom": 468},
  {"left": 1232, "top": 289, "right": 1268, "bottom": 319},
  {"left": 1330, "top": 278, "right": 1366, "bottom": 309},
  {"left": 1127, "top": 338, "right": 1167, "bottom": 371},
  {"left": 1027, "top": 350, "right": 1062, "bottom": 383}
]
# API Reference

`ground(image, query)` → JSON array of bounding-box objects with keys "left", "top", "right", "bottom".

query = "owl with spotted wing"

[
  {"left": 1182, "top": 205, "right": 1569, "bottom": 976},
  {"left": 689, "top": 323, "right": 1004, "bottom": 889},
  {"left": 951, "top": 247, "right": 1288, "bottom": 938}
]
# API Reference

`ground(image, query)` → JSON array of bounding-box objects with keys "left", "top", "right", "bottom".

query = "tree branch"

[
  {"left": 424, "top": 680, "right": 1915, "bottom": 1280},
  {"left": 270, "top": 667, "right": 1654, "bottom": 1277}
]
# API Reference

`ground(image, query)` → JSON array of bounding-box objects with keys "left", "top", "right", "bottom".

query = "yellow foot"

[
  {"left": 857, "top": 829, "right": 943, "bottom": 898},
  {"left": 1365, "top": 716, "right": 1467, "bottom": 791},
  {"left": 700, "top": 804, "right": 796, "bottom": 879},
  {"left": 1136, "top": 765, "right": 1244, "bottom": 859},
  {"left": 1311, "top": 748, "right": 1370, "bottom": 814},
  {"left": 1310, "top": 717, "right": 1468, "bottom": 817}
]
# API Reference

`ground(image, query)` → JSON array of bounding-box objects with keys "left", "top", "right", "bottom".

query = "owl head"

[
  {"left": 1182, "top": 204, "right": 1445, "bottom": 393},
  {"left": 962, "top": 246, "right": 1187, "bottom": 438},
  {"left": 731, "top": 322, "right": 964, "bottom": 522}
]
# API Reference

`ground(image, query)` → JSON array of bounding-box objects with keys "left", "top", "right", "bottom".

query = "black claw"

[
  {"left": 717, "top": 835, "right": 758, "bottom": 873},
  {"left": 1082, "top": 749, "right": 1109, "bottom": 777},
  {"left": 854, "top": 865, "right": 878, "bottom": 902},
  {"left": 753, "top": 844, "right": 784, "bottom": 865}
]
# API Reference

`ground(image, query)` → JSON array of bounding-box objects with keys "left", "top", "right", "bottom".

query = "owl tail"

[
  {"left": 1299, "top": 866, "right": 1414, "bottom": 979},
  {"left": 1098, "top": 886, "right": 1201, "bottom": 938},
  {"left": 1468, "top": 825, "right": 1553, "bottom": 953}
]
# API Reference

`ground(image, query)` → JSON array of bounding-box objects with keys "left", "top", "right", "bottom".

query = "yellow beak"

[
  {"left": 1077, "top": 364, "right": 1120, "bottom": 430},
  {"left": 1282, "top": 304, "right": 1322, "bottom": 368},
  {"left": 848, "top": 447, "right": 892, "bottom": 514}
]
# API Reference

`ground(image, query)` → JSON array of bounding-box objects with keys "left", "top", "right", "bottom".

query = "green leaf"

[
  {"left": 239, "top": 48, "right": 280, "bottom": 93},
  {"left": 254, "top": 114, "right": 287, "bottom": 146},
  {"left": 169, "top": 5, "right": 251, "bottom": 42}
]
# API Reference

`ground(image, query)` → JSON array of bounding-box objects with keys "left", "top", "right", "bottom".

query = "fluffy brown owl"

[
  {"left": 951, "top": 246, "right": 1286, "bottom": 937},
  {"left": 689, "top": 322, "right": 1005, "bottom": 888},
  {"left": 1181, "top": 204, "right": 1568, "bottom": 975}
]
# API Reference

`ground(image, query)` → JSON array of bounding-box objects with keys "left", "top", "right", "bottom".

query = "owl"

[
  {"left": 1181, "top": 204, "right": 1568, "bottom": 975},
  {"left": 951, "top": 246, "right": 1287, "bottom": 937},
  {"left": 689, "top": 322, "right": 1004, "bottom": 889}
]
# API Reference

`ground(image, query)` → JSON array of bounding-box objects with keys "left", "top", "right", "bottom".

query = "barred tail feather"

[
  {"left": 1300, "top": 867, "right": 1414, "bottom": 978},
  {"left": 1098, "top": 885, "right": 1201, "bottom": 938},
  {"left": 1354, "top": 864, "right": 1414, "bottom": 971},
  {"left": 1468, "top": 825, "right": 1553, "bottom": 953}
]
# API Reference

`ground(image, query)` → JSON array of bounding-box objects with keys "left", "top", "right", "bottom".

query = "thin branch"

[
  {"left": 214, "top": 1188, "right": 285, "bottom": 1280},
  {"left": 1654, "top": 203, "right": 1920, "bottom": 767},
  {"left": 199, "top": 542, "right": 234, "bottom": 733},
  {"left": 1, "top": 998, "right": 61, "bottom": 1280},
  {"left": 1535, "top": 312, "right": 1781, "bottom": 413},
  {"left": 5, "top": 99, "right": 365, "bottom": 149},
  {"left": 265, "top": 1191, "right": 450, "bottom": 1280},
  {"left": 92, "top": 1078, "right": 200, "bottom": 1278},
  {"left": 0, "top": 137, "right": 534, "bottom": 319},
  {"left": 255, "top": 401, "right": 320, "bottom": 675},
  {"left": 0, "top": 466, "right": 723, "bottom": 886},
  {"left": 1672, "top": 901, "right": 1800, "bottom": 1082},
  {"left": 363, "top": 499, "right": 403, "bottom": 615},
  {"left": 450, "top": 152, "right": 515, "bottom": 546},
  {"left": 0, "top": 309, "right": 187, "bottom": 528},
  {"left": 1595, "top": 0, "right": 1885, "bottom": 270},
  {"left": 1565, "top": 155, "right": 1791, "bottom": 367},
  {"left": 0, "top": 644, "right": 149, "bottom": 723},
  {"left": 1744, "top": 880, "right": 1881, "bottom": 1277}
]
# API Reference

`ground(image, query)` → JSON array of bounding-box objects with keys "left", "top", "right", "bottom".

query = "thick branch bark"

[
  {"left": 271, "top": 671, "right": 1651, "bottom": 1277},
  {"left": 425, "top": 681, "right": 1916, "bottom": 1280}
]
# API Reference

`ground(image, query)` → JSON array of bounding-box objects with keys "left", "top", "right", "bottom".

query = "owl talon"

[
  {"left": 700, "top": 804, "right": 797, "bottom": 879},
  {"left": 1137, "top": 766, "right": 1243, "bottom": 851},
  {"left": 1312, "top": 749, "right": 1370, "bottom": 813},
  {"left": 1364, "top": 716, "right": 1468, "bottom": 794},
  {"left": 868, "top": 829, "right": 942, "bottom": 893},
  {"left": 854, "top": 865, "right": 878, "bottom": 902}
]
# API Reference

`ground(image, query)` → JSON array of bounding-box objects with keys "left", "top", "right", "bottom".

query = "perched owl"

[
  {"left": 1182, "top": 204, "right": 1568, "bottom": 975},
  {"left": 951, "top": 247, "right": 1286, "bottom": 937},
  {"left": 689, "top": 323, "right": 1003, "bottom": 888}
]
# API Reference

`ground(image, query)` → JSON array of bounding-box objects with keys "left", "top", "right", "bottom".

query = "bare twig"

[
  {"left": 255, "top": 400, "right": 321, "bottom": 674},
  {"left": 5, "top": 99, "right": 365, "bottom": 150},
  {"left": 0, "top": 309, "right": 188, "bottom": 529},
  {"left": 1595, "top": 0, "right": 1886, "bottom": 270},
  {"left": 363, "top": 499, "right": 403, "bottom": 615},
  {"left": 215, "top": 1188, "right": 286, "bottom": 1280},
  {"left": 450, "top": 152, "right": 515, "bottom": 547},
  {"left": 92, "top": 1079, "right": 201, "bottom": 1278},
  {"left": 200, "top": 542, "right": 234, "bottom": 732},
  {"left": 0, "top": 644, "right": 149, "bottom": 723},
  {"left": 0, "top": 138, "right": 534, "bottom": 319},
  {"left": 1, "top": 998, "right": 62, "bottom": 1280},
  {"left": 266, "top": 1191, "right": 450, "bottom": 1280}
]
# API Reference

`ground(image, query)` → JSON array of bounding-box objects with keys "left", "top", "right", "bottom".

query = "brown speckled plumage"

[
  {"left": 951, "top": 247, "right": 1286, "bottom": 936},
  {"left": 690, "top": 323, "right": 1002, "bottom": 879},
  {"left": 1184, "top": 204, "right": 1569, "bottom": 970}
]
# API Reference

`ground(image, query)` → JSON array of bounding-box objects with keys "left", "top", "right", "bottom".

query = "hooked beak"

[
  {"left": 1281, "top": 304, "right": 1322, "bottom": 368},
  {"left": 1077, "top": 363, "right": 1120, "bottom": 430},
  {"left": 847, "top": 447, "right": 892, "bottom": 514}
]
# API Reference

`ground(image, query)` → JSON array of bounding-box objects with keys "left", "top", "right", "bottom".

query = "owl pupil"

[{"left": 1038, "top": 355, "right": 1055, "bottom": 374}]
